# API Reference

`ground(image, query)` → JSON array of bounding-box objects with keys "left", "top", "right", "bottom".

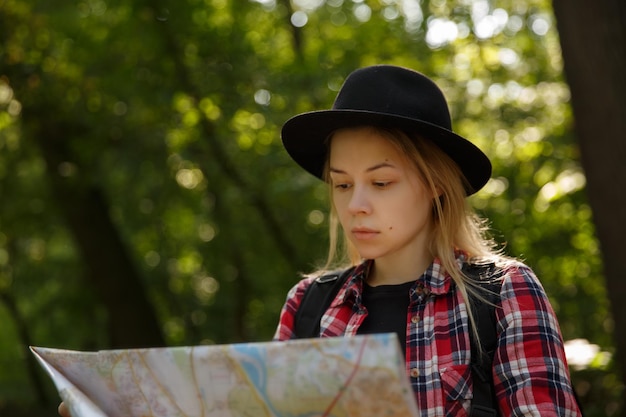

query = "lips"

[{"left": 351, "top": 227, "right": 379, "bottom": 240}]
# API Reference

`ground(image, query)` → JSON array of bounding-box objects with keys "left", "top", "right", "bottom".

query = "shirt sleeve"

[
  {"left": 493, "top": 263, "right": 582, "bottom": 416},
  {"left": 273, "top": 276, "right": 315, "bottom": 341}
]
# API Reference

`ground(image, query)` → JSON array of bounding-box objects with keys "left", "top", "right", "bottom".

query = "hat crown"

[{"left": 332, "top": 65, "right": 453, "bottom": 131}]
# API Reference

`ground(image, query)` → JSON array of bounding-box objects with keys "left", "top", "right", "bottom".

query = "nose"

[{"left": 347, "top": 185, "right": 372, "bottom": 215}]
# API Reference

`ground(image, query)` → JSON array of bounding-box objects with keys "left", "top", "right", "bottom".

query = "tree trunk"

[
  {"left": 552, "top": 0, "right": 626, "bottom": 405},
  {"left": 28, "top": 115, "right": 165, "bottom": 349},
  {"left": 0, "top": 290, "right": 49, "bottom": 407}
]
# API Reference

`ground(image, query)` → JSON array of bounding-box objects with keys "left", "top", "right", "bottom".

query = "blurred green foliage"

[{"left": 0, "top": 0, "right": 622, "bottom": 415}]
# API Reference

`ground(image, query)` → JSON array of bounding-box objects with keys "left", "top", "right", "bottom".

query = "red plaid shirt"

[{"left": 274, "top": 253, "right": 582, "bottom": 416}]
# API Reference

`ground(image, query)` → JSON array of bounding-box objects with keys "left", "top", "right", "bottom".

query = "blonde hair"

[{"left": 320, "top": 126, "right": 505, "bottom": 347}]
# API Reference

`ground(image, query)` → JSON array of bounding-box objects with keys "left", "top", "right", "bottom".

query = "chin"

[{"left": 355, "top": 249, "right": 385, "bottom": 260}]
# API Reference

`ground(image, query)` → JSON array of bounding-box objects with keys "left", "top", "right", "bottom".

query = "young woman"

[{"left": 274, "top": 65, "right": 582, "bottom": 416}]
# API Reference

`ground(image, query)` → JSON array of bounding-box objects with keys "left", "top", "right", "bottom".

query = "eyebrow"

[{"left": 329, "top": 162, "right": 396, "bottom": 174}]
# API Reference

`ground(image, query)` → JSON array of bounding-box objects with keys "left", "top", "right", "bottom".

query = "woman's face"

[{"left": 329, "top": 127, "right": 436, "bottom": 263}]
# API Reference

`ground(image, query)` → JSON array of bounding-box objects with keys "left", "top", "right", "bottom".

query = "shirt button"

[
  {"left": 410, "top": 368, "right": 420, "bottom": 378},
  {"left": 411, "top": 316, "right": 420, "bottom": 324}
]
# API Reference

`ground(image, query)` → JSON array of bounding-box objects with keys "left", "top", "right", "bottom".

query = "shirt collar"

[{"left": 336, "top": 251, "right": 469, "bottom": 303}]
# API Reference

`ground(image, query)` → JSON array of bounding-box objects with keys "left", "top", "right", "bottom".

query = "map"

[{"left": 31, "top": 333, "right": 419, "bottom": 417}]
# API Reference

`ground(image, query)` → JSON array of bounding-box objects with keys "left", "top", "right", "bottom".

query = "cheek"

[
  {"left": 331, "top": 194, "right": 347, "bottom": 215},
  {"left": 332, "top": 197, "right": 350, "bottom": 221},
  {"left": 384, "top": 199, "right": 429, "bottom": 228}
]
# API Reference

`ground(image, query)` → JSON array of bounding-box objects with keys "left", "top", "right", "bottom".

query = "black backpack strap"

[
  {"left": 293, "top": 267, "right": 355, "bottom": 339},
  {"left": 464, "top": 262, "right": 503, "bottom": 417}
]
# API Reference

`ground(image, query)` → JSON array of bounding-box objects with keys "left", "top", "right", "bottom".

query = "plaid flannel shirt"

[{"left": 274, "top": 253, "right": 582, "bottom": 416}]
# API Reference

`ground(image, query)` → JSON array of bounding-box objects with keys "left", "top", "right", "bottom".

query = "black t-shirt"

[{"left": 357, "top": 280, "right": 413, "bottom": 357}]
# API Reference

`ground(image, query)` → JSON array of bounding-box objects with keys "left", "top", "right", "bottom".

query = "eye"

[
  {"left": 373, "top": 181, "right": 392, "bottom": 188},
  {"left": 334, "top": 182, "right": 352, "bottom": 190}
]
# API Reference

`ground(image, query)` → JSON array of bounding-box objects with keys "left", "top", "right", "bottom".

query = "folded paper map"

[{"left": 31, "top": 333, "right": 418, "bottom": 417}]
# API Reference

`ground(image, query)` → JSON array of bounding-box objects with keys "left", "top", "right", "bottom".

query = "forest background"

[{"left": 1, "top": 0, "right": 625, "bottom": 416}]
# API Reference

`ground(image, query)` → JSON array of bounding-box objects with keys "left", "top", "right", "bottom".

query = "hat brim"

[{"left": 281, "top": 109, "right": 492, "bottom": 195}]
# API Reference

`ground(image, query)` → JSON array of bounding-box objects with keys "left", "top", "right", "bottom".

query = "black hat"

[{"left": 281, "top": 65, "right": 492, "bottom": 195}]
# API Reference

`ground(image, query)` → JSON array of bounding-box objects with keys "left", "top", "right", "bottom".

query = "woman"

[{"left": 274, "top": 65, "right": 581, "bottom": 416}]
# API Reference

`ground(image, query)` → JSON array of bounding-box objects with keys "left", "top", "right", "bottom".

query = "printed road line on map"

[{"left": 321, "top": 336, "right": 368, "bottom": 417}]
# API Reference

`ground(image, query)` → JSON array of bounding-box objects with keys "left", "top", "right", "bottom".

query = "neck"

[{"left": 367, "top": 251, "right": 434, "bottom": 286}]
